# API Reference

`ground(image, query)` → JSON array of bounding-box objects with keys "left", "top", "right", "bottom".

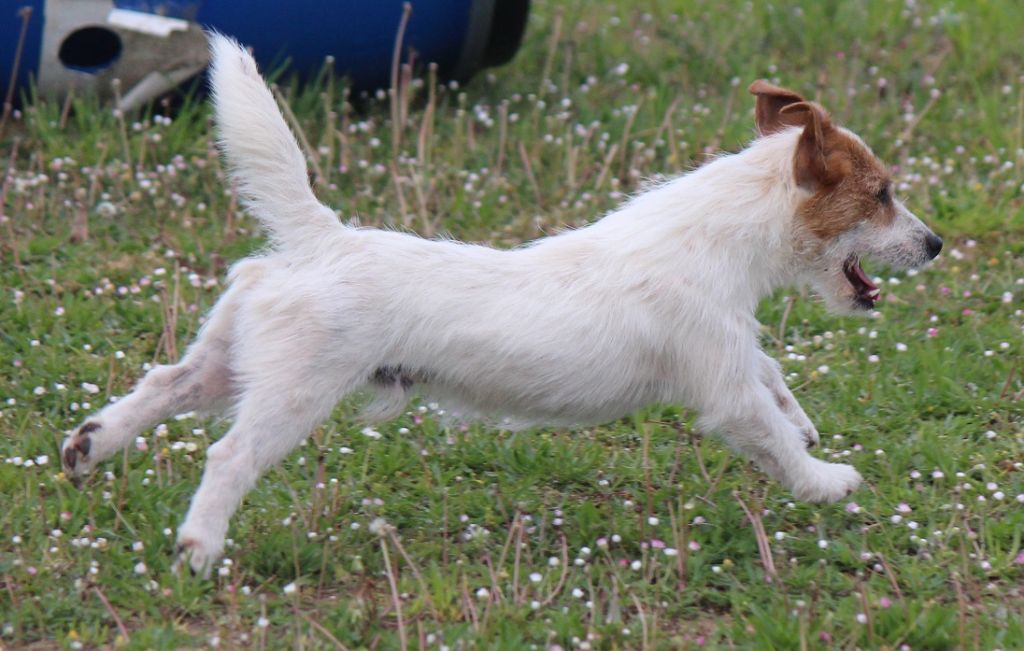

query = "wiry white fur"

[{"left": 61, "top": 35, "right": 942, "bottom": 576}]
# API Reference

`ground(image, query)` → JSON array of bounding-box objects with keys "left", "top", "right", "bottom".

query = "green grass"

[{"left": 2, "top": 0, "right": 1023, "bottom": 648}]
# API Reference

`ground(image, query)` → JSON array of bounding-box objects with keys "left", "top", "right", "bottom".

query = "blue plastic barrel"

[{"left": 1, "top": 0, "right": 529, "bottom": 106}]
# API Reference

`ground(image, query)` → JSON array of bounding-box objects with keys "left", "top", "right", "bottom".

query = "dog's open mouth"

[{"left": 843, "top": 256, "right": 880, "bottom": 309}]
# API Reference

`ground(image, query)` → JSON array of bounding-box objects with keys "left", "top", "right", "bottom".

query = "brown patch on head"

[
  {"left": 795, "top": 128, "right": 895, "bottom": 241},
  {"left": 749, "top": 80, "right": 897, "bottom": 243}
]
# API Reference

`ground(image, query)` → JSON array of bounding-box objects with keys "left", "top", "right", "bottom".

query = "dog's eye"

[{"left": 875, "top": 185, "right": 891, "bottom": 204}]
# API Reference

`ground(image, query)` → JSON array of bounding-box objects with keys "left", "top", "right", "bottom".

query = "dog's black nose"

[{"left": 925, "top": 233, "right": 943, "bottom": 259}]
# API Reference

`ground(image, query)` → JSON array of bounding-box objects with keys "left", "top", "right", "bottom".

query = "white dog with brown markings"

[{"left": 61, "top": 35, "right": 942, "bottom": 576}]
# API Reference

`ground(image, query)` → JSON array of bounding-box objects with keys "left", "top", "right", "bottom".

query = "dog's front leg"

[
  {"left": 699, "top": 382, "right": 860, "bottom": 503},
  {"left": 757, "top": 351, "right": 819, "bottom": 448}
]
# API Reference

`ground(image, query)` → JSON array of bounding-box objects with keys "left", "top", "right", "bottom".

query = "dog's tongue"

[
  {"left": 852, "top": 259, "right": 880, "bottom": 299},
  {"left": 852, "top": 260, "right": 875, "bottom": 289}
]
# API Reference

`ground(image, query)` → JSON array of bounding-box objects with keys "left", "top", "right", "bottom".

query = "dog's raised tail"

[{"left": 208, "top": 33, "right": 340, "bottom": 251}]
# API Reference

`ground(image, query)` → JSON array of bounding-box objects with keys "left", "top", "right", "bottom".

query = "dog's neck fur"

[{"left": 535, "top": 128, "right": 805, "bottom": 313}]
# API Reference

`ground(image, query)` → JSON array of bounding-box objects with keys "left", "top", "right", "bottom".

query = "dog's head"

[{"left": 749, "top": 80, "right": 942, "bottom": 313}]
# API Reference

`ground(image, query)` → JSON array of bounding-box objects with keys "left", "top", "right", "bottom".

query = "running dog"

[{"left": 62, "top": 35, "right": 942, "bottom": 575}]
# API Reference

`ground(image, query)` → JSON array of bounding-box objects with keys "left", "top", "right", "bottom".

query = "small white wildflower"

[{"left": 368, "top": 518, "right": 389, "bottom": 536}]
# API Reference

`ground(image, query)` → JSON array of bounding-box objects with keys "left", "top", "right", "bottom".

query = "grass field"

[{"left": 2, "top": 0, "right": 1023, "bottom": 648}]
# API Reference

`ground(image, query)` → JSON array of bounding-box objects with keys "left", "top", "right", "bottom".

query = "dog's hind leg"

[
  {"left": 61, "top": 303, "right": 238, "bottom": 482},
  {"left": 700, "top": 382, "right": 860, "bottom": 503},
  {"left": 756, "top": 351, "right": 820, "bottom": 448},
  {"left": 172, "top": 369, "right": 354, "bottom": 576}
]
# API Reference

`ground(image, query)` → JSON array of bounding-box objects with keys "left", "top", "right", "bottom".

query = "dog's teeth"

[{"left": 867, "top": 289, "right": 880, "bottom": 299}]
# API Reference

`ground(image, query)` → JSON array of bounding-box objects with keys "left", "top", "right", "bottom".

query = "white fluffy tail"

[{"left": 208, "top": 33, "right": 339, "bottom": 251}]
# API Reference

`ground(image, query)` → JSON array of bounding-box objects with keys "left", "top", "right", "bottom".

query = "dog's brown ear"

[
  {"left": 749, "top": 80, "right": 807, "bottom": 135},
  {"left": 779, "top": 101, "right": 840, "bottom": 190}
]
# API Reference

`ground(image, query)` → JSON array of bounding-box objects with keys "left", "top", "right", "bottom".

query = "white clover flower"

[{"left": 368, "top": 518, "right": 389, "bottom": 536}]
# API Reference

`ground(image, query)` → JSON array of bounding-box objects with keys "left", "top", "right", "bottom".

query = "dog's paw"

[
  {"left": 172, "top": 533, "right": 222, "bottom": 579},
  {"left": 799, "top": 424, "right": 820, "bottom": 449},
  {"left": 61, "top": 421, "right": 102, "bottom": 484},
  {"left": 789, "top": 460, "right": 861, "bottom": 503}
]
